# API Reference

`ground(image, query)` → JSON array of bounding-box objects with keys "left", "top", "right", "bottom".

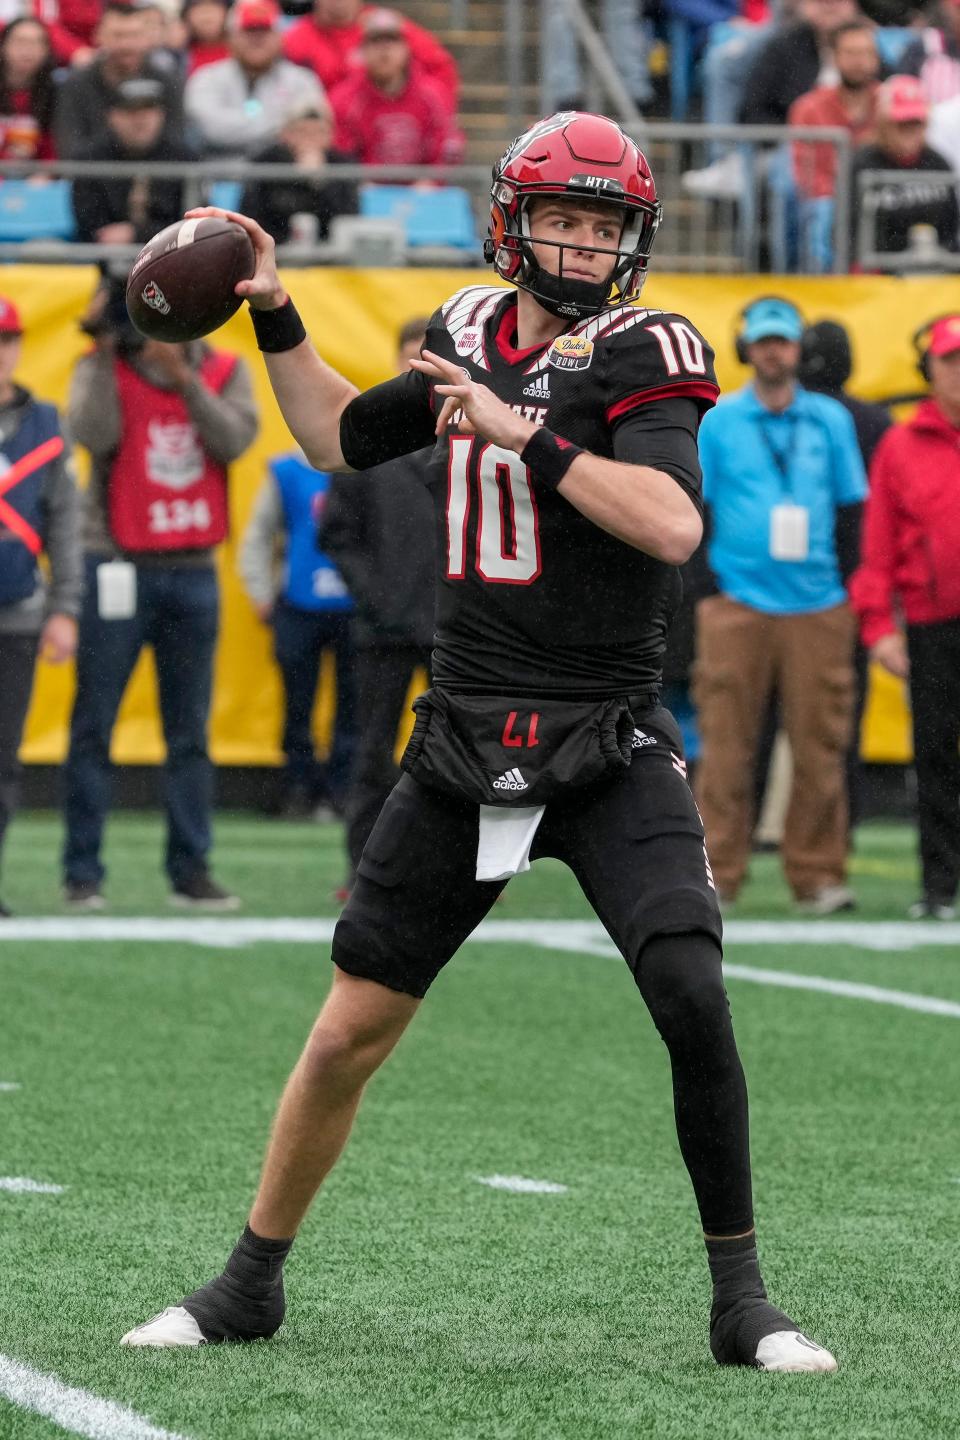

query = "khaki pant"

[{"left": 692, "top": 596, "right": 856, "bottom": 900}]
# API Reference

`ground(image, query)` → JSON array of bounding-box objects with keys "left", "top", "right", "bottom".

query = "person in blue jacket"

[{"left": 239, "top": 448, "right": 356, "bottom": 818}]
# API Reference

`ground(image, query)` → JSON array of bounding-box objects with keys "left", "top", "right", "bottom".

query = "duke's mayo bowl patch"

[{"left": 548, "top": 335, "right": 593, "bottom": 371}]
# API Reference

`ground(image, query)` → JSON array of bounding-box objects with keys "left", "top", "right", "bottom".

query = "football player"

[{"left": 121, "top": 112, "right": 837, "bottom": 1372}]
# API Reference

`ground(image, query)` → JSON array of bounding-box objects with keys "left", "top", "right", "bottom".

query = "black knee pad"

[{"left": 634, "top": 931, "right": 732, "bottom": 1053}]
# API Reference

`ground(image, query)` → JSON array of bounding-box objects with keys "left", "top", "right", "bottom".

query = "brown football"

[{"left": 125, "top": 217, "right": 256, "bottom": 343}]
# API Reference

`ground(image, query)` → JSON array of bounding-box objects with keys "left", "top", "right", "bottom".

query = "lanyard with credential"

[{"left": 756, "top": 412, "right": 799, "bottom": 496}]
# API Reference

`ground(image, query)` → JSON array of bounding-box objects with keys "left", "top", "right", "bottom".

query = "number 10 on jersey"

[{"left": 446, "top": 435, "right": 542, "bottom": 586}]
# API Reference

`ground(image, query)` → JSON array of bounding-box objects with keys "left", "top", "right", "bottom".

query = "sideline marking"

[
  {"left": 474, "top": 1174, "right": 568, "bottom": 1194},
  {"left": 0, "top": 1177, "right": 65, "bottom": 1194},
  {"left": 1, "top": 918, "right": 959, "bottom": 1019},
  {"left": 0, "top": 1354, "right": 188, "bottom": 1440},
  {"left": 3, "top": 915, "right": 960, "bottom": 952},
  {"left": 0, "top": 1082, "right": 20, "bottom": 1092}
]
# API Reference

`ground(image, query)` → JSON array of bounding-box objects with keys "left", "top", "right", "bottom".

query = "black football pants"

[
  {"left": 907, "top": 619, "right": 960, "bottom": 903},
  {"left": 345, "top": 643, "right": 431, "bottom": 876},
  {"left": 333, "top": 707, "right": 752, "bottom": 1235}
]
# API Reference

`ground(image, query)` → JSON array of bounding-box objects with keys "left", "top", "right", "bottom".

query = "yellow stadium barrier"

[{"left": 15, "top": 266, "right": 958, "bottom": 768}]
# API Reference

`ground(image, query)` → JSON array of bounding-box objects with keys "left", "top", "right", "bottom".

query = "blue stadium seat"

[
  {"left": 0, "top": 180, "right": 75, "bottom": 242},
  {"left": 359, "top": 185, "right": 478, "bottom": 250},
  {"left": 208, "top": 180, "right": 243, "bottom": 212}
]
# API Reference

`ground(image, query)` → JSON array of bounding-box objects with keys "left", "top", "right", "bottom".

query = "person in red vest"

[
  {"left": 0, "top": 294, "right": 81, "bottom": 918},
  {"left": 329, "top": 7, "right": 464, "bottom": 166},
  {"left": 62, "top": 277, "right": 258, "bottom": 911},
  {"left": 850, "top": 313, "right": 960, "bottom": 920},
  {"left": 283, "top": 0, "right": 458, "bottom": 113}
]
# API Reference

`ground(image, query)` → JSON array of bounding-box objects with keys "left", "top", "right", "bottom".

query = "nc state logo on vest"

[{"left": 146, "top": 420, "right": 204, "bottom": 491}]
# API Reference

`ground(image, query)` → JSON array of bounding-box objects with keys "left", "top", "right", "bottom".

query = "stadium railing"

[
  {"left": 0, "top": 130, "right": 862, "bottom": 274},
  {"left": 854, "top": 169, "right": 960, "bottom": 273}
]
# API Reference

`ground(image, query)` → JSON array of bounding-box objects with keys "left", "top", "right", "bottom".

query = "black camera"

[{"left": 80, "top": 274, "right": 145, "bottom": 358}]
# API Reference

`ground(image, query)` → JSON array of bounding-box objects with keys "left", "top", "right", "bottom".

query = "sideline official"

[
  {"left": 851, "top": 314, "right": 960, "bottom": 919},
  {"left": 694, "top": 296, "right": 867, "bottom": 912}
]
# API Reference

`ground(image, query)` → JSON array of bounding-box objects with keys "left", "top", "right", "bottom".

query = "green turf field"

[{"left": 1, "top": 813, "right": 958, "bottom": 1440}]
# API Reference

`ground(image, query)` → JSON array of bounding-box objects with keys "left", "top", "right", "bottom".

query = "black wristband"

[
  {"left": 520, "top": 426, "right": 584, "bottom": 491},
  {"left": 250, "top": 297, "right": 307, "bottom": 353}
]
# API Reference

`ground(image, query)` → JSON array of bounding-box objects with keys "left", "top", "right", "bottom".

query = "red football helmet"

[{"left": 483, "top": 112, "right": 661, "bottom": 320}]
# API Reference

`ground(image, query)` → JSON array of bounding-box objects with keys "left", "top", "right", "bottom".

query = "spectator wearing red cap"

[
  {"left": 185, "top": 0, "right": 328, "bottom": 154},
  {"left": 0, "top": 17, "right": 57, "bottom": 162},
  {"left": 0, "top": 295, "right": 82, "bottom": 918},
  {"left": 329, "top": 8, "right": 463, "bottom": 166},
  {"left": 283, "top": 0, "right": 458, "bottom": 115},
  {"left": 851, "top": 315, "right": 960, "bottom": 919},
  {"left": 850, "top": 74, "right": 959, "bottom": 262}
]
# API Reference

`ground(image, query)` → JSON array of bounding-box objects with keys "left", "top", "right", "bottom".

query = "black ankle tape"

[{"left": 180, "top": 1227, "right": 293, "bottom": 1343}]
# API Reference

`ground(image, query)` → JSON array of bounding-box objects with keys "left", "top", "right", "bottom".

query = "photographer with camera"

[
  {"left": 62, "top": 275, "right": 258, "bottom": 911},
  {"left": 0, "top": 295, "right": 82, "bottom": 918}
]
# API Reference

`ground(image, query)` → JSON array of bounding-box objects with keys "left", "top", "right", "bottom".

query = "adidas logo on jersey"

[
  {"left": 632, "top": 728, "right": 657, "bottom": 748},
  {"left": 522, "top": 374, "right": 551, "bottom": 400},
  {"left": 493, "top": 767, "right": 529, "bottom": 792}
]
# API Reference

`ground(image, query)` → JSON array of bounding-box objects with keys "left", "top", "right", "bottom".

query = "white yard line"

[
  {"left": 0, "top": 917, "right": 958, "bottom": 1019},
  {"left": 473, "top": 1175, "right": 569, "bottom": 1194},
  {"left": 0, "top": 1177, "right": 64, "bottom": 1194},
  {"left": 1, "top": 914, "right": 960, "bottom": 952},
  {"left": 0, "top": 1355, "right": 188, "bottom": 1440},
  {"left": 0, "top": 1082, "right": 21, "bottom": 1092}
]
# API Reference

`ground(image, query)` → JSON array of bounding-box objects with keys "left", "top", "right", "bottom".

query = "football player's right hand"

[
  {"left": 184, "top": 207, "right": 287, "bottom": 312},
  {"left": 871, "top": 631, "right": 909, "bottom": 679}
]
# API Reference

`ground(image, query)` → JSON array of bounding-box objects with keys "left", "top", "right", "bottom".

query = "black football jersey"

[{"left": 341, "top": 285, "right": 719, "bottom": 699}]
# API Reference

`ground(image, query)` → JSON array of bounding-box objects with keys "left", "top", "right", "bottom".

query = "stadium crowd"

[{"left": 1, "top": 0, "right": 960, "bottom": 267}]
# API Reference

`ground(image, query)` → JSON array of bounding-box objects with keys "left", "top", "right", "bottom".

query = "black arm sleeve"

[
  {"left": 610, "top": 396, "right": 704, "bottom": 514},
  {"left": 339, "top": 367, "right": 436, "bottom": 471},
  {"left": 834, "top": 500, "right": 863, "bottom": 587}
]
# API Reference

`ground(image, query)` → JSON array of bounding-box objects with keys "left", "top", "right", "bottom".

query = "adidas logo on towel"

[
  {"left": 493, "top": 767, "right": 529, "bottom": 792},
  {"left": 522, "top": 373, "right": 551, "bottom": 400}
]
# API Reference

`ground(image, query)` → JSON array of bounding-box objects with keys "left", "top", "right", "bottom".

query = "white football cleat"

[
  {"left": 755, "top": 1330, "right": 838, "bottom": 1373},
  {"left": 120, "top": 1306, "right": 206, "bottom": 1348}
]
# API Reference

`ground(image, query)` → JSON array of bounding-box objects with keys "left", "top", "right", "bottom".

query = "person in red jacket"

[
  {"left": 329, "top": 6, "right": 463, "bottom": 165},
  {"left": 283, "top": 0, "right": 458, "bottom": 113},
  {"left": 850, "top": 313, "right": 960, "bottom": 919}
]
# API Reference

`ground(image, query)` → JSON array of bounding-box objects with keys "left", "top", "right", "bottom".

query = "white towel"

[{"left": 476, "top": 804, "right": 546, "bottom": 882}]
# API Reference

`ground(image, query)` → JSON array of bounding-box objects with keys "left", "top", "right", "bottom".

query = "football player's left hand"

[{"left": 411, "top": 350, "right": 537, "bottom": 453}]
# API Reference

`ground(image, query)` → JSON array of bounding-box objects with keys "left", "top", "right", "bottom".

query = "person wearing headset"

[
  {"left": 693, "top": 295, "right": 867, "bottom": 913},
  {"left": 850, "top": 314, "right": 960, "bottom": 920}
]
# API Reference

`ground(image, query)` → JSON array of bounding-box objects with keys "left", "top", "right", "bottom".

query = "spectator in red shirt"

[
  {"left": 31, "top": 0, "right": 101, "bottom": 67},
  {"left": 0, "top": 17, "right": 56, "bottom": 160},
  {"left": 789, "top": 22, "right": 880, "bottom": 200},
  {"left": 330, "top": 7, "right": 463, "bottom": 165},
  {"left": 284, "top": 0, "right": 458, "bottom": 113},
  {"left": 182, "top": 0, "right": 231, "bottom": 74}
]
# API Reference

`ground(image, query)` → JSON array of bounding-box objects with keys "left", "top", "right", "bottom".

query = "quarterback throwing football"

[{"left": 122, "top": 112, "right": 836, "bottom": 1373}]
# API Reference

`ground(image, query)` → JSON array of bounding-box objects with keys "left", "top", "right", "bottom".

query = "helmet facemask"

[{"left": 486, "top": 184, "right": 661, "bottom": 321}]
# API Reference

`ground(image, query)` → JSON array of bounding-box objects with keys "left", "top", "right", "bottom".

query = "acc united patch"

[{"left": 548, "top": 335, "right": 593, "bottom": 372}]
